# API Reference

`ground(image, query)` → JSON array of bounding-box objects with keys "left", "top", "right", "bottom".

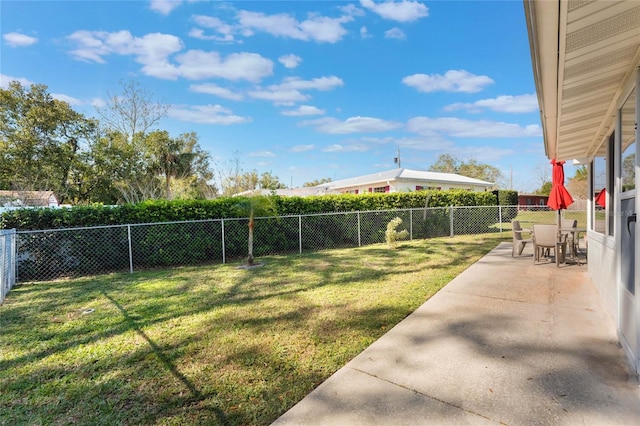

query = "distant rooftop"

[{"left": 316, "top": 168, "right": 493, "bottom": 189}]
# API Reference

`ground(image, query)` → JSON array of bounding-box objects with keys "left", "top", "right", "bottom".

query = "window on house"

[
  {"left": 592, "top": 156, "right": 606, "bottom": 234},
  {"left": 621, "top": 87, "right": 636, "bottom": 193},
  {"left": 373, "top": 186, "right": 387, "bottom": 193}
]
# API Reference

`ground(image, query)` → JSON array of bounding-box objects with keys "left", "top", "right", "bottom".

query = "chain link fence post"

[
  {"left": 221, "top": 219, "right": 226, "bottom": 264},
  {"left": 409, "top": 209, "right": 413, "bottom": 240},
  {"left": 127, "top": 225, "right": 134, "bottom": 274},
  {"left": 298, "top": 215, "right": 302, "bottom": 254},
  {"left": 357, "top": 211, "right": 361, "bottom": 247},
  {"left": 450, "top": 206, "right": 454, "bottom": 237}
]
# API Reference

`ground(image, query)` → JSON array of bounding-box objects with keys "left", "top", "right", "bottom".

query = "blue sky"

[{"left": 1, "top": 0, "right": 563, "bottom": 192}]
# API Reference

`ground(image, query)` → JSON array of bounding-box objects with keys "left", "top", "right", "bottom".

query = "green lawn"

[
  {"left": 507, "top": 210, "right": 588, "bottom": 230},
  {"left": 1, "top": 233, "right": 508, "bottom": 426}
]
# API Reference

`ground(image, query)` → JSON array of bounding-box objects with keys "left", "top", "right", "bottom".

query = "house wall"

[
  {"left": 587, "top": 71, "right": 639, "bottom": 373},
  {"left": 337, "top": 180, "right": 489, "bottom": 194},
  {"left": 517, "top": 195, "right": 548, "bottom": 206},
  {"left": 588, "top": 232, "right": 617, "bottom": 323}
]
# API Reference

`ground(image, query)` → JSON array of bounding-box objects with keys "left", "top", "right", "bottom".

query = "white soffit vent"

[{"left": 555, "top": 1, "right": 640, "bottom": 160}]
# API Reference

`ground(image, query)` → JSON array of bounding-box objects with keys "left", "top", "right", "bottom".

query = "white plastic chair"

[
  {"left": 532, "top": 224, "right": 567, "bottom": 267},
  {"left": 512, "top": 220, "right": 532, "bottom": 257}
]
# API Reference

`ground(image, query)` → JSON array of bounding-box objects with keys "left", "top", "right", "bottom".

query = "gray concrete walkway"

[{"left": 273, "top": 242, "right": 640, "bottom": 425}]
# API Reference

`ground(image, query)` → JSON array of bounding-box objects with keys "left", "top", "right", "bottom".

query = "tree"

[
  {"left": 76, "top": 130, "right": 141, "bottom": 204},
  {"left": 110, "top": 130, "right": 214, "bottom": 201},
  {"left": 567, "top": 165, "right": 588, "bottom": 199},
  {"left": 304, "top": 177, "right": 332, "bottom": 187},
  {"left": 258, "top": 172, "right": 286, "bottom": 190},
  {"left": 428, "top": 154, "right": 459, "bottom": 174},
  {"left": 234, "top": 193, "right": 277, "bottom": 267},
  {"left": 428, "top": 154, "right": 502, "bottom": 185},
  {"left": 458, "top": 159, "right": 502, "bottom": 183},
  {"left": 219, "top": 170, "right": 285, "bottom": 196},
  {"left": 144, "top": 131, "right": 212, "bottom": 199},
  {"left": 0, "top": 81, "right": 97, "bottom": 203},
  {"left": 536, "top": 181, "right": 552, "bottom": 196},
  {"left": 95, "top": 79, "right": 169, "bottom": 142}
]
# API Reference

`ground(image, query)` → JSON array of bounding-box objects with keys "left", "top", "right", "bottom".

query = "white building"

[
  {"left": 525, "top": 0, "right": 640, "bottom": 373},
  {"left": 0, "top": 191, "right": 59, "bottom": 207},
  {"left": 314, "top": 168, "right": 494, "bottom": 194}
]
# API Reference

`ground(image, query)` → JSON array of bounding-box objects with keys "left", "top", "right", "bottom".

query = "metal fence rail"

[
  {"left": 9, "top": 205, "right": 586, "bottom": 284},
  {"left": 1, "top": 229, "right": 16, "bottom": 304}
]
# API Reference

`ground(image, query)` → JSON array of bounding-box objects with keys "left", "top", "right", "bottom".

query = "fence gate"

[{"left": 0, "top": 229, "right": 16, "bottom": 304}]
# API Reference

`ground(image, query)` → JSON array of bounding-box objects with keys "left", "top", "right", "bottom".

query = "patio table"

[{"left": 560, "top": 227, "right": 587, "bottom": 262}]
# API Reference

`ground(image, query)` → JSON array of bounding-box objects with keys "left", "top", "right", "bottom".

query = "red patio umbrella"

[
  {"left": 547, "top": 159, "right": 574, "bottom": 260},
  {"left": 595, "top": 188, "right": 606, "bottom": 208},
  {"left": 547, "top": 159, "right": 574, "bottom": 211}
]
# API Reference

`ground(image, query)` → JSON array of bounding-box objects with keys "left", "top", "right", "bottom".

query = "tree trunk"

[{"left": 247, "top": 215, "right": 254, "bottom": 265}]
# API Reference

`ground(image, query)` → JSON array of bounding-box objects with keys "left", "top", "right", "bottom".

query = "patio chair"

[
  {"left": 512, "top": 220, "right": 532, "bottom": 257},
  {"left": 561, "top": 218, "right": 578, "bottom": 257},
  {"left": 532, "top": 224, "right": 567, "bottom": 267}
]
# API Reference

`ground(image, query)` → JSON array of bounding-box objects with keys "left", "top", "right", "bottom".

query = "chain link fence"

[
  {"left": 8, "top": 205, "right": 587, "bottom": 285},
  {"left": 1, "top": 229, "right": 16, "bottom": 304}
]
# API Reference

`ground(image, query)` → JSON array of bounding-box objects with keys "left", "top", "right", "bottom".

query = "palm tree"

[{"left": 235, "top": 193, "right": 278, "bottom": 266}]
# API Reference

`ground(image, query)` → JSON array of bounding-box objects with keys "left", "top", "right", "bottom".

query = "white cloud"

[
  {"left": 51, "top": 93, "right": 83, "bottom": 105},
  {"left": 360, "top": 0, "right": 428, "bottom": 23},
  {"left": 188, "top": 28, "right": 235, "bottom": 43},
  {"left": 190, "top": 15, "right": 236, "bottom": 42},
  {"left": 249, "top": 150, "right": 276, "bottom": 157},
  {"left": 303, "top": 116, "right": 403, "bottom": 134},
  {"left": 290, "top": 144, "right": 314, "bottom": 152},
  {"left": 360, "top": 26, "right": 371, "bottom": 39},
  {"left": 281, "top": 105, "right": 325, "bottom": 116},
  {"left": 91, "top": 98, "right": 106, "bottom": 108},
  {"left": 384, "top": 28, "right": 406, "bottom": 40},
  {"left": 168, "top": 104, "right": 251, "bottom": 125},
  {"left": 339, "top": 3, "right": 366, "bottom": 17},
  {"left": 247, "top": 76, "right": 343, "bottom": 106},
  {"left": 190, "top": 83, "right": 244, "bottom": 101},
  {"left": 248, "top": 89, "right": 309, "bottom": 105},
  {"left": 407, "top": 117, "right": 542, "bottom": 138},
  {"left": 453, "top": 145, "right": 515, "bottom": 163},
  {"left": 273, "top": 76, "right": 344, "bottom": 91},
  {"left": 444, "top": 94, "right": 539, "bottom": 113},
  {"left": 171, "top": 51, "right": 273, "bottom": 82},
  {"left": 279, "top": 54, "right": 302, "bottom": 69},
  {"left": 149, "top": 0, "right": 182, "bottom": 15},
  {"left": 67, "top": 30, "right": 182, "bottom": 64},
  {"left": 322, "top": 143, "right": 370, "bottom": 153},
  {"left": 237, "top": 10, "right": 352, "bottom": 43},
  {"left": 394, "top": 136, "right": 454, "bottom": 151},
  {"left": 3, "top": 32, "right": 38, "bottom": 47},
  {"left": 66, "top": 30, "right": 273, "bottom": 82},
  {"left": 0, "top": 74, "right": 34, "bottom": 88},
  {"left": 402, "top": 70, "right": 494, "bottom": 93}
]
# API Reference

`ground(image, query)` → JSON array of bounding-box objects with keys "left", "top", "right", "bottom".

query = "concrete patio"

[{"left": 273, "top": 241, "right": 640, "bottom": 425}]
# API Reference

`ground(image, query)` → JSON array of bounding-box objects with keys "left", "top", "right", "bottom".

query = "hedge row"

[{"left": 1, "top": 189, "right": 518, "bottom": 231}]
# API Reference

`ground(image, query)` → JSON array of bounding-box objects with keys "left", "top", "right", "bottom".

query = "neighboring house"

[
  {"left": 0, "top": 191, "right": 59, "bottom": 207},
  {"left": 517, "top": 194, "right": 548, "bottom": 209},
  {"left": 314, "top": 168, "right": 493, "bottom": 194},
  {"left": 235, "top": 169, "right": 494, "bottom": 197},
  {"left": 525, "top": 0, "right": 640, "bottom": 373}
]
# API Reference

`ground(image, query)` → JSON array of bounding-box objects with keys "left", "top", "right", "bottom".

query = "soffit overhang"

[{"left": 524, "top": 0, "right": 640, "bottom": 161}]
